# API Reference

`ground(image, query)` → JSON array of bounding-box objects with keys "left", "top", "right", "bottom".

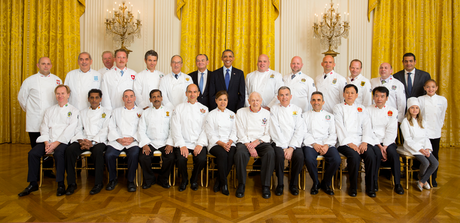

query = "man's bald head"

[
  {"left": 379, "top": 62, "right": 393, "bottom": 80},
  {"left": 290, "top": 56, "right": 303, "bottom": 73},
  {"left": 257, "top": 54, "right": 270, "bottom": 72},
  {"left": 321, "top": 55, "right": 335, "bottom": 73}
]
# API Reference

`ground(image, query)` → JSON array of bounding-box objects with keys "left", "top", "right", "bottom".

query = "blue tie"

[
  {"left": 291, "top": 74, "right": 296, "bottom": 80},
  {"left": 199, "top": 72, "right": 204, "bottom": 94},
  {"left": 225, "top": 69, "right": 230, "bottom": 90},
  {"left": 407, "top": 72, "right": 412, "bottom": 95},
  {"left": 175, "top": 74, "right": 179, "bottom": 79},
  {"left": 120, "top": 70, "right": 124, "bottom": 77}
]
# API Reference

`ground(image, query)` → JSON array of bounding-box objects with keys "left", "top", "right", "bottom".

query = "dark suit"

[
  {"left": 208, "top": 66, "right": 245, "bottom": 113},
  {"left": 393, "top": 69, "right": 431, "bottom": 98},
  {"left": 189, "top": 70, "right": 212, "bottom": 108}
]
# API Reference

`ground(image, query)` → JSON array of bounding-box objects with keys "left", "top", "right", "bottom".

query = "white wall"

[{"left": 81, "top": 0, "right": 373, "bottom": 79}]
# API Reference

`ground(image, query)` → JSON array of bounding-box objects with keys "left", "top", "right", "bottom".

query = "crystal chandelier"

[
  {"left": 313, "top": 0, "right": 350, "bottom": 57},
  {"left": 105, "top": 1, "right": 142, "bottom": 54}
]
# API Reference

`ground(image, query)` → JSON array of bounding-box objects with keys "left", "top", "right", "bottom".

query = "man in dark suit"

[
  {"left": 208, "top": 49, "right": 245, "bottom": 113},
  {"left": 393, "top": 53, "right": 431, "bottom": 98},
  {"left": 189, "top": 54, "right": 212, "bottom": 107}
]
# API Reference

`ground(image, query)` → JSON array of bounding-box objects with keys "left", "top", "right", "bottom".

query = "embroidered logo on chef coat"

[
  {"left": 230, "top": 115, "right": 234, "bottom": 119},
  {"left": 102, "top": 113, "right": 106, "bottom": 118},
  {"left": 68, "top": 112, "right": 72, "bottom": 117},
  {"left": 392, "top": 85, "right": 396, "bottom": 90},
  {"left": 361, "top": 81, "right": 365, "bottom": 86},
  {"left": 293, "top": 111, "right": 298, "bottom": 115},
  {"left": 200, "top": 108, "right": 206, "bottom": 114},
  {"left": 332, "top": 78, "right": 337, "bottom": 84},
  {"left": 131, "top": 75, "right": 135, "bottom": 80},
  {"left": 357, "top": 107, "right": 363, "bottom": 112},
  {"left": 270, "top": 74, "right": 275, "bottom": 78},
  {"left": 186, "top": 78, "right": 190, "bottom": 81},
  {"left": 262, "top": 118, "right": 267, "bottom": 125},
  {"left": 388, "top": 111, "right": 393, "bottom": 116},
  {"left": 325, "top": 115, "right": 331, "bottom": 120},
  {"left": 56, "top": 80, "right": 61, "bottom": 85},
  {"left": 94, "top": 76, "right": 98, "bottom": 81},
  {"left": 160, "top": 74, "right": 164, "bottom": 78},
  {"left": 301, "top": 78, "right": 306, "bottom": 82},
  {"left": 137, "top": 113, "right": 141, "bottom": 118},
  {"left": 166, "top": 111, "right": 170, "bottom": 117}
]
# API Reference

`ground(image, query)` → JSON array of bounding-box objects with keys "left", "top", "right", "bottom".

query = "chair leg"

[{"left": 39, "top": 157, "right": 43, "bottom": 188}]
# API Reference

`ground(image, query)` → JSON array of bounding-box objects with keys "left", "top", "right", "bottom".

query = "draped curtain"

[
  {"left": 177, "top": 0, "right": 279, "bottom": 75},
  {"left": 369, "top": 0, "right": 459, "bottom": 147},
  {"left": 0, "top": 0, "right": 85, "bottom": 143}
]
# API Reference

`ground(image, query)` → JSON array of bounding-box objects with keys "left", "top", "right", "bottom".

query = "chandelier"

[
  {"left": 105, "top": 1, "right": 142, "bottom": 54},
  {"left": 313, "top": 0, "right": 350, "bottom": 57}
]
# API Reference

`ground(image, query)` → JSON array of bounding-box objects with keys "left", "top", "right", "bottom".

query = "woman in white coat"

[
  {"left": 205, "top": 91, "right": 237, "bottom": 195},
  {"left": 400, "top": 97, "right": 439, "bottom": 191}
]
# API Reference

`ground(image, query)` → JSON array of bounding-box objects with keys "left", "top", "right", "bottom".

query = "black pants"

[
  {"left": 273, "top": 146, "right": 304, "bottom": 186},
  {"left": 303, "top": 146, "right": 341, "bottom": 186},
  {"left": 234, "top": 142, "right": 275, "bottom": 187},
  {"left": 173, "top": 147, "right": 207, "bottom": 184},
  {"left": 373, "top": 143, "right": 401, "bottom": 185},
  {"left": 65, "top": 142, "right": 106, "bottom": 185},
  {"left": 139, "top": 145, "right": 175, "bottom": 185},
  {"left": 429, "top": 138, "right": 440, "bottom": 182},
  {"left": 105, "top": 145, "right": 139, "bottom": 182},
  {"left": 27, "top": 143, "right": 68, "bottom": 183},
  {"left": 338, "top": 144, "right": 377, "bottom": 191},
  {"left": 210, "top": 145, "right": 236, "bottom": 186}
]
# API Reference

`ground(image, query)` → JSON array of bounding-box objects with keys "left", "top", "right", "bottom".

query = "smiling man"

[
  {"left": 98, "top": 51, "right": 114, "bottom": 75},
  {"left": 159, "top": 55, "right": 194, "bottom": 108},
  {"left": 283, "top": 56, "right": 316, "bottom": 112},
  {"left": 315, "top": 55, "right": 347, "bottom": 113},
  {"left": 393, "top": 53, "right": 431, "bottom": 98},
  {"left": 347, "top": 59, "right": 372, "bottom": 107},
  {"left": 134, "top": 50, "right": 165, "bottom": 109},
  {"left": 188, "top": 54, "right": 212, "bottom": 107}
]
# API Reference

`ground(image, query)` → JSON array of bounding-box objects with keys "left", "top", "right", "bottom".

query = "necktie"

[
  {"left": 120, "top": 70, "right": 124, "bottom": 77},
  {"left": 225, "top": 69, "right": 230, "bottom": 90},
  {"left": 324, "top": 74, "right": 327, "bottom": 79},
  {"left": 351, "top": 78, "right": 354, "bottom": 82},
  {"left": 199, "top": 72, "right": 204, "bottom": 94},
  {"left": 175, "top": 74, "right": 179, "bottom": 79},
  {"left": 407, "top": 72, "right": 412, "bottom": 94},
  {"left": 381, "top": 80, "right": 386, "bottom": 84},
  {"left": 291, "top": 74, "right": 296, "bottom": 80}
]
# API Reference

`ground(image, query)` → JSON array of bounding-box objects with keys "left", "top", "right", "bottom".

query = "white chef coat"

[
  {"left": 64, "top": 69, "right": 102, "bottom": 110},
  {"left": 137, "top": 105, "right": 173, "bottom": 149},
  {"left": 400, "top": 117, "right": 432, "bottom": 155},
  {"left": 134, "top": 69, "right": 165, "bottom": 109},
  {"left": 159, "top": 72, "right": 194, "bottom": 108},
  {"left": 269, "top": 103, "right": 304, "bottom": 149},
  {"left": 107, "top": 106, "right": 143, "bottom": 150},
  {"left": 283, "top": 72, "right": 316, "bottom": 112},
  {"left": 98, "top": 67, "right": 112, "bottom": 76},
  {"left": 302, "top": 110, "right": 337, "bottom": 147},
  {"left": 17, "top": 72, "right": 62, "bottom": 132},
  {"left": 71, "top": 105, "right": 111, "bottom": 144},
  {"left": 418, "top": 94, "right": 447, "bottom": 139},
  {"left": 333, "top": 102, "right": 373, "bottom": 146},
  {"left": 100, "top": 67, "right": 136, "bottom": 110},
  {"left": 370, "top": 76, "right": 406, "bottom": 123},
  {"left": 245, "top": 69, "right": 284, "bottom": 108},
  {"left": 171, "top": 101, "right": 208, "bottom": 149},
  {"left": 236, "top": 107, "right": 271, "bottom": 144},
  {"left": 367, "top": 104, "right": 398, "bottom": 146},
  {"left": 315, "top": 70, "right": 347, "bottom": 113},
  {"left": 205, "top": 108, "right": 237, "bottom": 150},
  {"left": 348, "top": 74, "right": 372, "bottom": 107},
  {"left": 36, "top": 103, "right": 79, "bottom": 144}
]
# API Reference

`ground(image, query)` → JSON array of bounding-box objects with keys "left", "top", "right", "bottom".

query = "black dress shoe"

[
  {"left": 275, "top": 185, "right": 284, "bottom": 196},
  {"left": 310, "top": 183, "right": 319, "bottom": 195},
  {"left": 190, "top": 182, "right": 198, "bottom": 191},
  {"left": 106, "top": 180, "right": 117, "bottom": 191},
  {"left": 56, "top": 186, "right": 66, "bottom": 196},
  {"left": 262, "top": 186, "right": 271, "bottom": 199},
  {"left": 236, "top": 184, "right": 245, "bottom": 198},
  {"left": 159, "top": 181, "right": 171, "bottom": 189},
  {"left": 321, "top": 184, "right": 334, "bottom": 195},
  {"left": 127, "top": 182, "right": 136, "bottom": 192},
  {"left": 18, "top": 184, "right": 38, "bottom": 197},
  {"left": 221, "top": 184, "right": 229, "bottom": 196},
  {"left": 348, "top": 188, "right": 357, "bottom": 197},
  {"left": 178, "top": 180, "right": 188, "bottom": 192},
  {"left": 394, "top": 184, "right": 404, "bottom": 195},
  {"left": 66, "top": 183, "right": 77, "bottom": 195},
  {"left": 90, "top": 184, "right": 103, "bottom": 195},
  {"left": 289, "top": 185, "right": 299, "bottom": 196},
  {"left": 213, "top": 181, "right": 220, "bottom": 192},
  {"left": 142, "top": 182, "right": 153, "bottom": 189},
  {"left": 366, "top": 190, "right": 376, "bottom": 198}
]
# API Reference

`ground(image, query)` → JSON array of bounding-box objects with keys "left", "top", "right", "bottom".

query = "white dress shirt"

[
  {"left": 370, "top": 76, "right": 406, "bottom": 123},
  {"left": 159, "top": 72, "right": 194, "bottom": 108},
  {"left": 205, "top": 108, "right": 237, "bottom": 150},
  {"left": 17, "top": 72, "right": 62, "bottom": 132},
  {"left": 315, "top": 70, "right": 347, "bottom": 113},
  {"left": 134, "top": 69, "right": 165, "bottom": 108},
  {"left": 138, "top": 105, "right": 173, "bottom": 149},
  {"left": 236, "top": 107, "right": 271, "bottom": 144},
  {"left": 245, "top": 69, "right": 284, "bottom": 108},
  {"left": 36, "top": 103, "right": 79, "bottom": 144},
  {"left": 100, "top": 67, "right": 136, "bottom": 110},
  {"left": 107, "top": 106, "right": 143, "bottom": 150},
  {"left": 197, "top": 69, "right": 209, "bottom": 93},
  {"left": 400, "top": 118, "right": 432, "bottom": 155},
  {"left": 348, "top": 74, "right": 372, "bottom": 107},
  {"left": 171, "top": 101, "right": 208, "bottom": 149},
  {"left": 269, "top": 103, "right": 304, "bottom": 149},
  {"left": 333, "top": 102, "right": 373, "bottom": 146},
  {"left": 418, "top": 94, "right": 447, "bottom": 139},
  {"left": 302, "top": 110, "right": 337, "bottom": 147},
  {"left": 64, "top": 68, "right": 102, "bottom": 110},
  {"left": 367, "top": 104, "right": 398, "bottom": 146},
  {"left": 71, "top": 105, "right": 111, "bottom": 144},
  {"left": 283, "top": 72, "right": 316, "bottom": 111}
]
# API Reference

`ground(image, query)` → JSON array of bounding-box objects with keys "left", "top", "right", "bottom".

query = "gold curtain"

[
  {"left": 369, "top": 0, "right": 459, "bottom": 147},
  {"left": 177, "top": 0, "right": 279, "bottom": 75},
  {"left": 0, "top": 0, "right": 85, "bottom": 143}
]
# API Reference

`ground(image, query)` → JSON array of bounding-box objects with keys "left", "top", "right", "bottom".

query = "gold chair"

[
  {"left": 232, "top": 156, "right": 274, "bottom": 189},
  {"left": 301, "top": 155, "right": 335, "bottom": 191},
  {"left": 39, "top": 153, "right": 54, "bottom": 187},
  {"left": 396, "top": 146, "right": 431, "bottom": 190},
  {"left": 206, "top": 154, "right": 235, "bottom": 188},
  {"left": 107, "top": 151, "right": 139, "bottom": 186},
  {"left": 138, "top": 150, "right": 172, "bottom": 186},
  {"left": 172, "top": 153, "right": 204, "bottom": 187}
]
